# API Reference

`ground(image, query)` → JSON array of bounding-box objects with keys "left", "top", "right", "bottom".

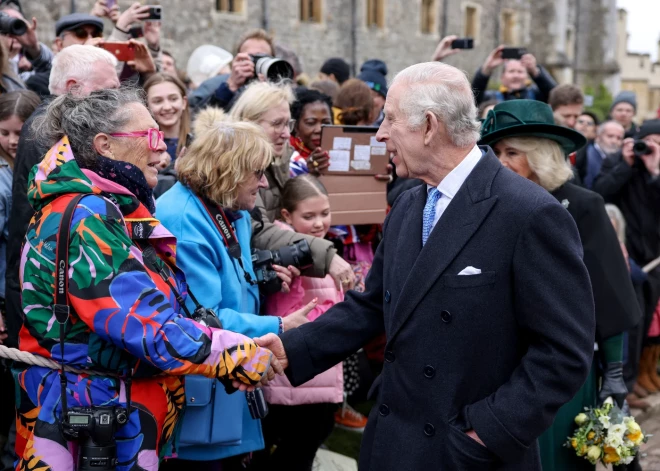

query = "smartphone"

[
  {"left": 501, "top": 47, "right": 527, "bottom": 59},
  {"left": 145, "top": 5, "right": 162, "bottom": 20},
  {"left": 451, "top": 38, "right": 474, "bottom": 49},
  {"left": 106, "top": 0, "right": 116, "bottom": 8},
  {"left": 129, "top": 25, "right": 144, "bottom": 39},
  {"left": 101, "top": 42, "right": 135, "bottom": 62}
]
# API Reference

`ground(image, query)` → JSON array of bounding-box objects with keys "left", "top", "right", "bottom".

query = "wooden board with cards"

[{"left": 317, "top": 125, "right": 389, "bottom": 225}]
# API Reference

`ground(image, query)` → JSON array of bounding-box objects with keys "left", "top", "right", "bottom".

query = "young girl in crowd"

[
  {"left": 144, "top": 73, "right": 191, "bottom": 197},
  {"left": 0, "top": 89, "right": 40, "bottom": 450},
  {"left": 257, "top": 174, "right": 343, "bottom": 471}
]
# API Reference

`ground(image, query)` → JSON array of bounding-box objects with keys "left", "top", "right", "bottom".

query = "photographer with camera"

[
  {"left": 471, "top": 45, "right": 557, "bottom": 106},
  {"left": 0, "top": 6, "right": 54, "bottom": 95},
  {"left": 190, "top": 29, "right": 293, "bottom": 112},
  {"left": 157, "top": 108, "right": 317, "bottom": 470},
  {"left": 14, "top": 88, "right": 277, "bottom": 470}
]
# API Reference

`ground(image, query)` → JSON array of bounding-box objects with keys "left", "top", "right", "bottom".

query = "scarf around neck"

[{"left": 79, "top": 154, "right": 156, "bottom": 214}]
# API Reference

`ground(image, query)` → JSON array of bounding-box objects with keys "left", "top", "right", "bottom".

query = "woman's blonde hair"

[
  {"left": 229, "top": 80, "right": 295, "bottom": 124},
  {"left": 498, "top": 136, "right": 573, "bottom": 191},
  {"left": 176, "top": 108, "right": 273, "bottom": 208}
]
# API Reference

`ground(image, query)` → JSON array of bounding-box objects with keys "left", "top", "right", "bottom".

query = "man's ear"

[
  {"left": 93, "top": 133, "right": 114, "bottom": 159},
  {"left": 423, "top": 111, "right": 439, "bottom": 146}
]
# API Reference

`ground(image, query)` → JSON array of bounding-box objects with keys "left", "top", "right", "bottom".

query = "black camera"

[
  {"left": 249, "top": 54, "right": 294, "bottom": 82},
  {"left": 0, "top": 11, "right": 26, "bottom": 36},
  {"left": 251, "top": 240, "right": 313, "bottom": 294},
  {"left": 192, "top": 306, "right": 222, "bottom": 329},
  {"left": 633, "top": 140, "right": 652, "bottom": 158},
  {"left": 61, "top": 406, "right": 128, "bottom": 470}
]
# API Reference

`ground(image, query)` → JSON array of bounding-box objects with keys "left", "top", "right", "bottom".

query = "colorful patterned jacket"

[{"left": 14, "top": 137, "right": 272, "bottom": 470}]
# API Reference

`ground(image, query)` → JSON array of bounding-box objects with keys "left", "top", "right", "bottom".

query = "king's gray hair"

[
  {"left": 392, "top": 62, "right": 481, "bottom": 148},
  {"left": 49, "top": 45, "right": 118, "bottom": 95},
  {"left": 33, "top": 87, "right": 145, "bottom": 168}
]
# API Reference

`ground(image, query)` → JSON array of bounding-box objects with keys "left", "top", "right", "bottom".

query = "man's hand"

[
  {"left": 374, "top": 163, "right": 393, "bottom": 182},
  {"left": 466, "top": 430, "right": 486, "bottom": 447},
  {"left": 431, "top": 35, "right": 461, "bottom": 62},
  {"left": 281, "top": 299, "right": 317, "bottom": 332},
  {"left": 90, "top": 0, "right": 110, "bottom": 18},
  {"left": 85, "top": 37, "right": 105, "bottom": 48},
  {"left": 157, "top": 151, "right": 172, "bottom": 170},
  {"left": 127, "top": 39, "right": 156, "bottom": 74},
  {"left": 520, "top": 53, "right": 539, "bottom": 78},
  {"left": 143, "top": 20, "right": 161, "bottom": 51},
  {"left": 227, "top": 53, "right": 255, "bottom": 92},
  {"left": 621, "top": 138, "right": 635, "bottom": 167},
  {"left": 116, "top": 2, "right": 150, "bottom": 32},
  {"left": 329, "top": 254, "right": 355, "bottom": 291},
  {"left": 255, "top": 333, "right": 290, "bottom": 370},
  {"left": 10, "top": 16, "right": 39, "bottom": 59},
  {"left": 640, "top": 140, "right": 660, "bottom": 177},
  {"left": 481, "top": 46, "right": 505, "bottom": 76}
]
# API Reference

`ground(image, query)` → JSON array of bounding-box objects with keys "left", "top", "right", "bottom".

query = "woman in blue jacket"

[{"left": 157, "top": 109, "right": 315, "bottom": 470}]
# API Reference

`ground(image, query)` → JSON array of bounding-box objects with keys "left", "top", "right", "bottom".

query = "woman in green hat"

[{"left": 480, "top": 100, "right": 641, "bottom": 470}]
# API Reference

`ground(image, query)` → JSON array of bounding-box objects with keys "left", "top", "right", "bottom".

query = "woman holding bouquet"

[{"left": 479, "top": 100, "right": 641, "bottom": 470}]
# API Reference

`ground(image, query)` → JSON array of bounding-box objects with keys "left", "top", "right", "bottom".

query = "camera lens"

[
  {"left": 633, "top": 140, "right": 651, "bottom": 157},
  {"left": 0, "top": 13, "right": 27, "bottom": 36},
  {"left": 254, "top": 56, "right": 294, "bottom": 81}
]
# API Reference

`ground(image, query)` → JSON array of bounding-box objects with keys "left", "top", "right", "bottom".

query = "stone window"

[
  {"left": 501, "top": 10, "right": 516, "bottom": 44},
  {"left": 462, "top": 2, "right": 481, "bottom": 44},
  {"left": 366, "top": 0, "right": 385, "bottom": 29},
  {"left": 420, "top": 0, "right": 436, "bottom": 35},
  {"left": 300, "top": 0, "right": 323, "bottom": 23},
  {"left": 215, "top": 0, "right": 243, "bottom": 13}
]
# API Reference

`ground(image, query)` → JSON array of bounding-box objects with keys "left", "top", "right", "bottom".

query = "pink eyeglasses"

[{"left": 109, "top": 128, "right": 165, "bottom": 151}]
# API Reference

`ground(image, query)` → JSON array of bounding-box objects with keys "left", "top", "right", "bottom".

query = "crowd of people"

[{"left": 0, "top": 1, "right": 658, "bottom": 470}]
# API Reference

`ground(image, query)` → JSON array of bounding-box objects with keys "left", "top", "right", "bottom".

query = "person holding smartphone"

[{"left": 471, "top": 45, "right": 557, "bottom": 105}]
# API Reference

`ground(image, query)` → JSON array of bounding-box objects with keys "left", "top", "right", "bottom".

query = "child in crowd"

[
  {"left": 0, "top": 89, "right": 40, "bottom": 450},
  {"left": 257, "top": 174, "right": 343, "bottom": 471}
]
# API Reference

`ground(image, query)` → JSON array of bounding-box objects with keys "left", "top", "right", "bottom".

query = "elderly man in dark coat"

[{"left": 255, "top": 61, "right": 595, "bottom": 470}]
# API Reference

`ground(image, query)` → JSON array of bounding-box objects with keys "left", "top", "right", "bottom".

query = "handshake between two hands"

[{"left": 229, "top": 299, "right": 317, "bottom": 392}]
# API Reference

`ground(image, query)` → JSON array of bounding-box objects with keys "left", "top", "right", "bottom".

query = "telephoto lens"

[
  {"left": 250, "top": 54, "right": 294, "bottom": 82},
  {"left": 633, "top": 140, "right": 652, "bottom": 158},
  {"left": 0, "top": 12, "right": 26, "bottom": 36}
]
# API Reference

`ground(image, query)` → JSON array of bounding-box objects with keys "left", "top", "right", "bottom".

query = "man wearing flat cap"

[{"left": 54, "top": 13, "right": 103, "bottom": 50}]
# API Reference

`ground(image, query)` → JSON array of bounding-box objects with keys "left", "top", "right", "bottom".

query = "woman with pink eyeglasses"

[{"left": 14, "top": 88, "right": 278, "bottom": 470}]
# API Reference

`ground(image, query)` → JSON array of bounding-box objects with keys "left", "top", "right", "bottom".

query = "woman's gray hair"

[
  {"left": 605, "top": 204, "right": 626, "bottom": 244},
  {"left": 392, "top": 62, "right": 481, "bottom": 148},
  {"left": 33, "top": 87, "right": 145, "bottom": 168}
]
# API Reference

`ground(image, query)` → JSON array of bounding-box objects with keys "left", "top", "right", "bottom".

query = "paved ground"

[{"left": 637, "top": 393, "right": 660, "bottom": 471}]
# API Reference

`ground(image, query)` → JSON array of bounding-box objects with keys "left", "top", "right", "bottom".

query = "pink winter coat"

[{"left": 263, "top": 222, "right": 344, "bottom": 406}]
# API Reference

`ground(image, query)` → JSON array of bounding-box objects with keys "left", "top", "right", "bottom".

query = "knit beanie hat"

[
  {"left": 610, "top": 91, "right": 637, "bottom": 113},
  {"left": 636, "top": 119, "right": 660, "bottom": 139},
  {"left": 320, "top": 58, "right": 351, "bottom": 84},
  {"left": 357, "top": 59, "right": 388, "bottom": 98}
]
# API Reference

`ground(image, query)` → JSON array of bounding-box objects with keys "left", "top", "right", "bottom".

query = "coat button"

[
  {"left": 384, "top": 290, "right": 391, "bottom": 303},
  {"left": 440, "top": 310, "right": 452, "bottom": 323},
  {"left": 424, "top": 423, "right": 435, "bottom": 437},
  {"left": 379, "top": 404, "right": 390, "bottom": 417},
  {"left": 384, "top": 350, "right": 395, "bottom": 363},
  {"left": 424, "top": 365, "right": 435, "bottom": 378}
]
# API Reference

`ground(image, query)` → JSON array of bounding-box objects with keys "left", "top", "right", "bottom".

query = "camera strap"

[
  {"left": 54, "top": 195, "right": 132, "bottom": 420},
  {"left": 197, "top": 196, "right": 256, "bottom": 285}
]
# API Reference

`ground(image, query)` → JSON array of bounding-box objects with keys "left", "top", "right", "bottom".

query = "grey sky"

[{"left": 617, "top": 0, "right": 660, "bottom": 61}]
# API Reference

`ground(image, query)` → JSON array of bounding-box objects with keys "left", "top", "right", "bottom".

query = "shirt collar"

[
  {"left": 593, "top": 142, "right": 607, "bottom": 158},
  {"left": 427, "top": 145, "right": 482, "bottom": 199}
]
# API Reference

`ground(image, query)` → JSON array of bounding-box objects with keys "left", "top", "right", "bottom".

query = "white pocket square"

[{"left": 458, "top": 266, "right": 482, "bottom": 276}]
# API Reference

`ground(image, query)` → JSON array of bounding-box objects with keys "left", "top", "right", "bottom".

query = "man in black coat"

[
  {"left": 593, "top": 120, "right": 660, "bottom": 269},
  {"left": 255, "top": 62, "right": 595, "bottom": 470}
]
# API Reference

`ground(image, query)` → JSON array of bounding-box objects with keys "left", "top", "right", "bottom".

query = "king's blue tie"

[{"left": 422, "top": 188, "right": 441, "bottom": 246}]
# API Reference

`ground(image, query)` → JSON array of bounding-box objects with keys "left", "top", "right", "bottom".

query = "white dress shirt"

[{"left": 427, "top": 145, "right": 483, "bottom": 230}]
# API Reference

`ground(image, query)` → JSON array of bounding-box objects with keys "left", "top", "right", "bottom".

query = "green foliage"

[{"left": 584, "top": 84, "right": 613, "bottom": 122}]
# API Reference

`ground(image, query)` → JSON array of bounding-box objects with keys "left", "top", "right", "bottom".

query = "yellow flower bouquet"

[{"left": 565, "top": 398, "right": 649, "bottom": 466}]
